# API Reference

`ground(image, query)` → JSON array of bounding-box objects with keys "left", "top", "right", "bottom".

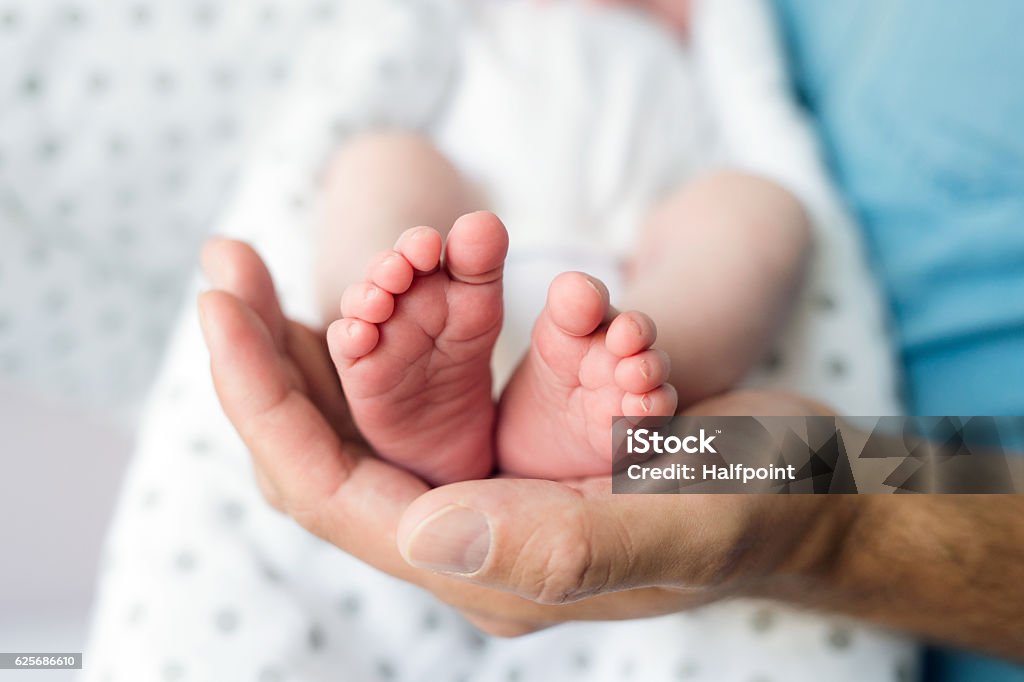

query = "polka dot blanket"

[{"left": 72, "top": 0, "right": 916, "bottom": 681}]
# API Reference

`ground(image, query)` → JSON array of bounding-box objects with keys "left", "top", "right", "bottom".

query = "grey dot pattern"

[
  {"left": 827, "top": 356, "right": 849, "bottom": 378},
  {"left": 421, "top": 609, "right": 441, "bottom": 631},
  {"left": 220, "top": 499, "right": 245, "bottom": 523},
  {"left": 464, "top": 630, "right": 487, "bottom": 651},
  {"left": 375, "top": 659, "right": 397, "bottom": 680},
  {"left": 307, "top": 623, "right": 326, "bottom": 652},
  {"left": 0, "top": 0, "right": 323, "bottom": 413},
  {"left": 174, "top": 550, "right": 196, "bottom": 573},
  {"left": 750, "top": 608, "right": 776, "bottom": 633},
  {"left": 760, "top": 349, "right": 783, "bottom": 373},
  {"left": 215, "top": 608, "right": 240, "bottom": 634},
  {"left": 258, "top": 666, "right": 285, "bottom": 682},
  {"left": 260, "top": 560, "right": 284, "bottom": 584},
  {"left": 161, "top": 661, "right": 184, "bottom": 682},
  {"left": 676, "top": 660, "right": 700, "bottom": 679},
  {"left": 894, "top": 660, "right": 915, "bottom": 682},
  {"left": 815, "top": 292, "right": 838, "bottom": 312},
  {"left": 190, "top": 437, "right": 212, "bottom": 456},
  {"left": 339, "top": 593, "right": 361, "bottom": 617},
  {"left": 126, "top": 602, "right": 146, "bottom": 626},
  {"left": 827, "top": 626, "right": 853, "bottom": 650}
]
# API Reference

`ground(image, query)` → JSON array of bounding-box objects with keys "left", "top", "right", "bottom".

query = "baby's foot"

[
  {"left": 497, "top": 272, "right": 677, "bottom": 479},
  {"left": 327, "top": 212, "right": 508, "bottom": 485}
]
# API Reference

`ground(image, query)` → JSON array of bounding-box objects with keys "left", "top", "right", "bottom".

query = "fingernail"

[
  {"left": 405, "top": 505, "right": 490, "bottom": 574},
  {"left": 364, "top": 285, "right": 378, "bottom": 299},
  {"left": 639, "top": 359, "right": 650, "bottom": 379},
  {"left": 640, "top": 393, "right": 652, "bottom": 412}
]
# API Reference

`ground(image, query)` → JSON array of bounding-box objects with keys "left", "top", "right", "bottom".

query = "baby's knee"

[{"left": 327, "top": 131, "right": 457, "bottom": 184}]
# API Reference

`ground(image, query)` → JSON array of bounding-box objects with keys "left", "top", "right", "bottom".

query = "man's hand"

[
  {"left": 196, "top": 239, "right": 845, "bottom": 633},
  {"left": 198, "top": 240, "right": 1024, "bottom": 660}
]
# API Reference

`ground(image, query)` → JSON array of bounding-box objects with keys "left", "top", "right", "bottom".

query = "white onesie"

[{"left": 83, "top": 1, "right": 915, "bottom": 681}]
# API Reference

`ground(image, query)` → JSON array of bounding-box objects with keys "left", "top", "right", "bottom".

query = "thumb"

[{"left": 396, "top": 478, "right": 742, "bottom": 604}]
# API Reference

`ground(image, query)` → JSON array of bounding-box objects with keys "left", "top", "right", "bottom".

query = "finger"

[
  {"left": 253, "top": 464, "right": 285, "bottom": 513},
  {"left": 200, "top": 238, "right": 347, "bottom": 423},
  {"left": 198, "top": 289, "right": 430, "bottom": 558},
  {"left": 458, "top": 611, "right": 548, "bottom": 638},
  {"left": 396, "top": 477, "right": 751, "bottom": 605},
  {"left": 199, "top": 290, "right": 349, "bottom": 506},
  {"left": 286, "top": 319, "right": 361, "bottom": 442},
  {"left": 201, "top": 238, "right": 288, "bottom": 350}
]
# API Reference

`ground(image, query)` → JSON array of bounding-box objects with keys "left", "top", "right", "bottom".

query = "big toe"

[
  {"left": 547, "top": 271, "right": 610, "bottom": 337},
  {"left": 444, "top": 211, "right": 509, "bottom": 284}
]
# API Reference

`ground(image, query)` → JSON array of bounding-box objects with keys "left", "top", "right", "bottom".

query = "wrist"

[{"left": 743, "top": 495, "right": 866, "bottom": 604}]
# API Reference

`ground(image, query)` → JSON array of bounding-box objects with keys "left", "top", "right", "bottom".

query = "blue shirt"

[{"left": 773, "top": 1, "right": 1024, "bottom": 679}]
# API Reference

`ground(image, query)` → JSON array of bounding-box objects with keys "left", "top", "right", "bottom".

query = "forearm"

[
  {"left": 774, "top": 495, "right": 1024, "bottom": 660},
  {"left": 685, "top": 393, "right": 1024, "bottom": 658},
  {"left": 622, "top": 170, "right": 811, "bottom": 405}
]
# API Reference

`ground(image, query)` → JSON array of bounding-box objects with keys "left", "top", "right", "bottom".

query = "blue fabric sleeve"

[{"left": 772, "top": 1, "right": 1024, "bottom": 679}]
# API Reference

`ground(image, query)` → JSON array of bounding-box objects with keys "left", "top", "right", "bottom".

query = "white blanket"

[{"left": 83, "top": 1, "right": 914, "bottom": 681}]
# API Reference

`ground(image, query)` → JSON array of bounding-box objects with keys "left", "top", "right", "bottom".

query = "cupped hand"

[{"left": 198, "top": 239, "right": 853, "bottom": 636}]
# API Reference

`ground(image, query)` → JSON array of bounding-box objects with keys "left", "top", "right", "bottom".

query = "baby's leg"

[
  {"left": 314, "top": 132, "right": 484, "bottom": 323},
  {"left": 495, "top": 171, "right": 806, "bottom": 479},
  {"left": 621, "top": 170, "right": 811, "bottom": 405}
]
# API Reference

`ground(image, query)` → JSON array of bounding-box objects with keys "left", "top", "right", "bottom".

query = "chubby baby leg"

[{"left": 314, "top": 131, "right": 485, "bottom": 324}]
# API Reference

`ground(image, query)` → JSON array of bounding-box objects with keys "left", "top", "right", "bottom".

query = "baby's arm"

[{"left": 622, "top": 170, "right": 811, "bottom": 405}]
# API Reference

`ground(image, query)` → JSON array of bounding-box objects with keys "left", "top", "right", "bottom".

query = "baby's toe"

[
  {"left": 328, "top": 318, "right": 380, "bottom": 362},
  {"left": 367, "top": 250, "right": 415, "bottom": 294},
  {"left": 547, "top": 271, "right": 609, "bottom": 337},
  {"left": 445, "top": 211, "right": 510, "bottom": 284},
  {"left": 621, "top": 383, "right": 678, "bottom": 417},
  {"left": 395, "top": 226, "right": 443, "bottom": 273},
  {"left": 614, "top": 348, "right": 671, "bottom": 394},
  {"left": 605, "top": 311, "right": 657, "bottom": 357},
  {"left": 340, "top": 282, "right": 395, "bottom": 324}
]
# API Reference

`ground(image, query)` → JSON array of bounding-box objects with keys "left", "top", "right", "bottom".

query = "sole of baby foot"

[
  {"left": 327, "top": 212, "right": 509, "bottom": 485},
  {"left": 496, "top": 271, "right": 678, "bottom": 479}
]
